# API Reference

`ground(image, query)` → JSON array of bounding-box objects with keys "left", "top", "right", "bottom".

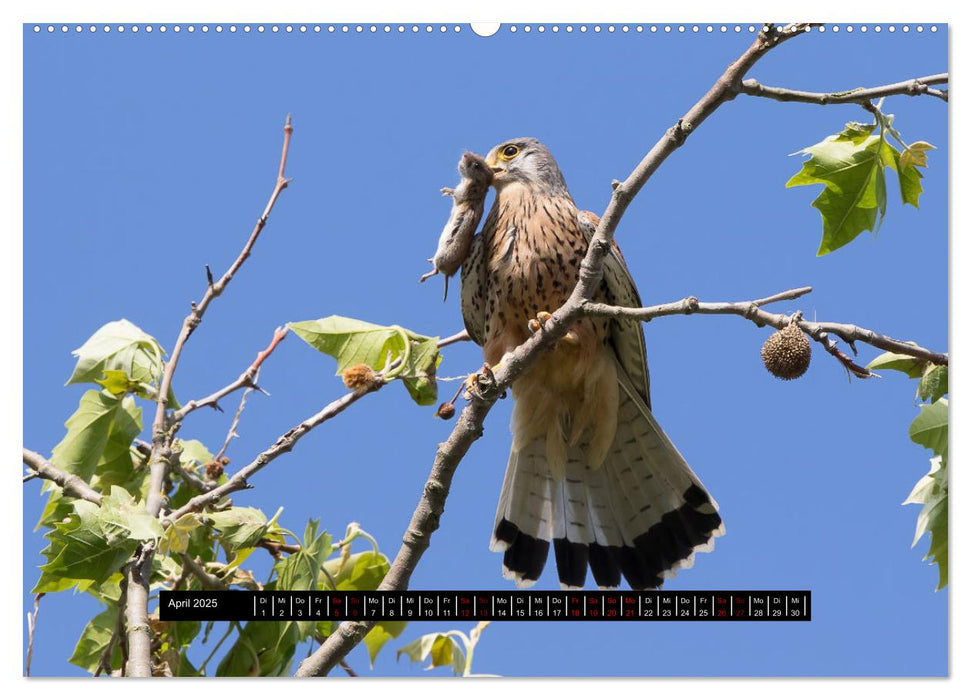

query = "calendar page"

[{"left": 21, "top": 20, "right": 948, "bottom": 678}]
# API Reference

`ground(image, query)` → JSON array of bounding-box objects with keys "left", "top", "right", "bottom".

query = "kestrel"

[{"left": 460, "top": 138, "right": 724, "bottom": 589}]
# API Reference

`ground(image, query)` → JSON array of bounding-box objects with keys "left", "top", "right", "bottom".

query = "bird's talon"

[
  {"left": 465, "top": 362, "right": 498, "bottom": 401},
  {"left": 528, "top": 311, "right": 553, "bottom": 334}
]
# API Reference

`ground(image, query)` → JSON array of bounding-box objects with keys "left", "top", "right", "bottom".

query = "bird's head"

[{"left": 485, "top": 138, "right": 571, "bottom": 196}]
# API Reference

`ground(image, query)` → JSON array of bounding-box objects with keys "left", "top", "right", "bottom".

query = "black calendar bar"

[{"left": 159, "top": 590, "right": 811, "bottom": 622}]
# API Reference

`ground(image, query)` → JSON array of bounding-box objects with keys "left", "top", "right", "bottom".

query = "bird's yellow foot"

[
  {"left": 527, "top": 311, "right": 553, "bottom": 334},
  {"left": 527, "top": 311, "right": 580, "bottom": 346},
  {"left": 464, "top": 362, "right": 499, "bottom": 401}
]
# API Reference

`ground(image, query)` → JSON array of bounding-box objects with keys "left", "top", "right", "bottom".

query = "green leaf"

[
  {"left": 397, "top": 633, "right": 466, "bottom": 675},
  {"left": 38, "top": 393, "right": 144, "bottom": 529},
  {"left": 288, "top": 316, "right": 440, "bottom": 405},
  {"left": 216, "top": 521, "right": 329, "bottom": 678},
  {"left": 34, "top": 500, "right": 136, "bottom": 593},
  {"left": 835, "top": 121, "right": 877, "bottom": 144},
  {"left": 918, "top": 364, "right": 948, "bottom": 403},
  {"left": 216, "top": 619, "right": 298, "bottom": 677},
  {"left": 159, "top": 513, "right": 204, "bottom": 555},
  {"left": 69, "top": 605, "right": 122, "bottom": 673},
  {"left": 400, "top": 336, "right": 442, "bottom": 405},
  {"left": 67, "top": 319, "right": 178, "bottom": 407},
  {"left": 87, "top": 572, "right": 124, "bottom": 605},
  {"left": 904, "top": 455, "right": 948, "bottom": 590},
  {"left": 866, "top": 350, "right": 927, "bottom": 378},
  {"left": 273, "top": 520, "right": 333, "bottom": 591},
  {"left": 787, "top": 128, "right": 891, "bottom": 256},
  {"left": 50, "top": 390, "right": 126, "bottom": 483},
  {"left": 90, "top": 396, "right": 144, "bottom": 492},
  {"left": 289, "top": 316, "right": 408, "bottom": 375},
  {"left": 95, "top": 369, "right": 138, "bottom": 395},
  {"left": 909, "top": 397, "right": 948, "bottom": 459},
  {"left": 899, "top": 140, "right": 935, "bottom": 169},
  {"left": 36, "top": 389, "right": 133, "bottom": 532},
  {"left": 364, "top": 620, "right": 408, "bottom": 668},
  {"left": 323, "top": 550, "right": 390, "bottom": 591},
  {"left": 177, "top": 439, "right": 214, "bottom": 470},
  {"left": 98, "top": 485, "right": 164, "bottom": 542},
  {"left": 206, "top": 507, "right": 276, "bottom": 550},
  {"left": 68, "top": 319, "right": 164, "bottom": 385},
  {"left": 897, "top": 140, "right": 934, "bottom": 207}
]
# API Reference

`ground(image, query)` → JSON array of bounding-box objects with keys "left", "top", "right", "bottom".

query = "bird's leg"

[
  {"left": 464, "top": 362, "right": 500, "bottom": 401},
  {"left": 440, "top": 186, "right": 455, "bottom": 197}
]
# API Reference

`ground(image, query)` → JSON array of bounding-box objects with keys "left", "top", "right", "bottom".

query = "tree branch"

[
  {"left": 740, "top": 72, "right": 949, "bottom": 105},
  {"left": 124, "top": 116, "right": 294, "bottom": 678},
  {"left": 147, "top": 118, "right": 294, "bottom": 518},
  {"left": 582, "top": 287, "right": 947, "bottom": 379},
  {"left": 25, "top": 593, "right": 42, "bottom": 677},
  {"left": 437, "top": 329, "right": 471, "bottom": 348},
  {"left": 22, "top": 448, "right": 103, "bottom": 505},
  {"left": 172, "top": 326, "right": 288, "bottom": 422},
  {"left": 295, "top": 22, "right": 812, "bottom": 678},
  {"left": 179, "top": 554, "right": 229, "bottom": 590},
  {"left": 167, "top": 381, "right": 385, "bottom": 522},
  {"left": 124, "top": 547, "right": 153, "bottom": 676}
]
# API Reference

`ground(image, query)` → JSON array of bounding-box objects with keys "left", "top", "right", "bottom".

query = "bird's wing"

[
  {"left": 577, "top": 212, "right": 652, "bottom": 408},
  {"left": 460, "top": 232, "right": 487, "bottom": 346}
]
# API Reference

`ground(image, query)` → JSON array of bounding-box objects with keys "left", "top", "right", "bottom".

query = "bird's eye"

[{"left": 499, "top": 144, "right": 520, "bottom": 160}]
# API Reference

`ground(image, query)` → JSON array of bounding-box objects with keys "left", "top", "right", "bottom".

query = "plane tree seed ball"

[{"left": 761, "top": 321, "right": 812, "bottom": 380}]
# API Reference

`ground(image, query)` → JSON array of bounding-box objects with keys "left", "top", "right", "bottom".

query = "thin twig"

[
  {"left": 22, "top": 448, "right": 103, "bottom": 505},
  {"left": 295, "top": 23, "right": 814, "bottom": 678},
  {"left": 95, "top": 585, "right": 127, "bottom": 677},
  {"left": 199, "top": 623, "right": 236, "bottom": 675},
  {"left": 180, "top": 554, "right": 229, "bottom": 590},
  {"left": 257, "top": 538, "right": 302, "bottom": 557},
  {"left": 338, "top": 659, "right": 359, "bottom": 677},
  {"left": 581, "top": 291, "right": 947, "bottom": 370},
  {"left": 214, "top": 383, "right": 256, "bottom": 464},
  {"left": 437, "top": 329, "right": 472, "bottom": 348},
  {"left": 167, "top": 381, "right": 385, "bottom": 523},
  {"left": 173, "top": 326, "right": 289, "bottom": 423},
  {"left": 739, "top": 72, "right": 949, "bottom": 105},
  {"left": 123, "top": 117, "right": 294, "bottom": 678},
  {"left": 25, "top": 593, "right": 43, "bottom": 677}
]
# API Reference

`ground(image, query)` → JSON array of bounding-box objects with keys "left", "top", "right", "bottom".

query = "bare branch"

[
  {"left": 95, "top": 585, "right": 127, "bottom": 677},
  {"left": 437, "top": 329, "right": 472, "bottom": 348},
  {"left": 295, "top": 23, "right": 812, "bottom": 678},
  {"left": 123, "top": 116, "right": 295, "bottom": 678},
  {"left": 25, "top": 593, "right": 42, "bottom": 677},
  {"left": 740, "top": 72, "right": 949, "bottom": 105},
  {"left": 22, "top": 448, "right": 103, "bottom": 505},
  {"left": 167, "top": 381, "right": 385, "bottom": 522},
  {"left": 214, "top": 384, "right": 255, "bottom": 464},
  {"left": 180, "top": 554, "right": 229, "bottom": 590},
  {"left": 257, "top": 538, "right": 302, "bottom": 557},
  {"left": 147, "top": 119, "right": 294, "bottom": 519},
  {"left": 582, "top": 291, "right": 947, "bottom": 370},
  {"left": 124, "top": 547, "right": 153, "bottom": 677},
  {"left": 172, "top": 326, "right": 288, "bottom": 422}
]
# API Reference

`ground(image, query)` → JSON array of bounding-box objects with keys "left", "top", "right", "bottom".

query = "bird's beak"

[{"left": 485, "top": 154, "right": 506, "bottom": 180}]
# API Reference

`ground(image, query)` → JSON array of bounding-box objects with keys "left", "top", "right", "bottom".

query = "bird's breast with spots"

[{"left": 483, "top": 191, "right": 589, "bottom": 345}]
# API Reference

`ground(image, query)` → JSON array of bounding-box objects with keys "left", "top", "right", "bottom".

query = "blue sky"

[{"left": 23, "top": 23, "right": 947, "bottom": 677}]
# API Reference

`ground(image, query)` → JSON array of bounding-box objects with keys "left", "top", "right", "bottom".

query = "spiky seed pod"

[
  {"left": 205, "top": 459, "right": 225, "bottom": 480},
  {"left": 342, "top": 363, "right": 376, "bottom": 391},
  {"left": 761, "top": 322, "right": 812, "bottom": 380}
]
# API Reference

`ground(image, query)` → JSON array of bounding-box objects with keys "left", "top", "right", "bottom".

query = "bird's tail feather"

[{"left": 491, "top": 361, "right": 724, "bottom": 590}]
